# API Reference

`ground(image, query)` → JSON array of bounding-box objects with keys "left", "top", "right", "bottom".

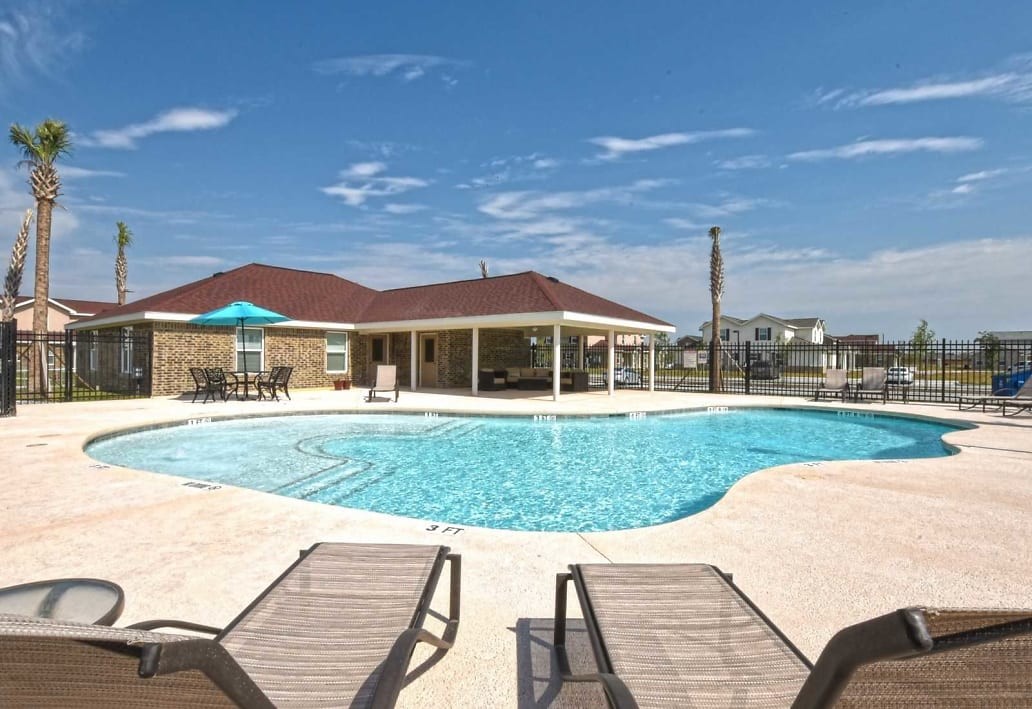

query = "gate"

[{"left": 14, "top": 329, "right": 153, "bottom": 404}]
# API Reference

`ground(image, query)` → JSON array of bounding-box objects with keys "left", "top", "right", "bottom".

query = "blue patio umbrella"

[{"left": 190, "top": 301, "right": 290, "bottom": 373}]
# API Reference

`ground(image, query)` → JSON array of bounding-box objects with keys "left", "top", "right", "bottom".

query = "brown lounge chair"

[
  {"left": 554, "top": 563, "right": 1032, "bottom": 708},
  {"left": 958, "top": 376, "right": 1032, "bottom": 413},
  {"left": 813, "top": 369, "right": 849, "bottom": 401},
  {"left": 853, "top": 367, "right": 887, "bottom": 403},
  {"left": 368, "top": 364, "right": 399, "bottom": 402},
  {"left": 0, "top": 543, "right": 461, "bottom": 708}
]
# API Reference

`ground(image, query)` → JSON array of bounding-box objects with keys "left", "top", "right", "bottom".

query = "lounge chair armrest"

[{"left": 126, "top": 618, "right": 223, "bottom": 635}]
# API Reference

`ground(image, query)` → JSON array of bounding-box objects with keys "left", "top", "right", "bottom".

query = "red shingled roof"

[
  {"left": 76, "top": 264, "right": 379, "bottom": 324},
  {"left": 362, "top": 271, "right": 672, "bottom": 326},
  {"left": 73, "top": 264, "right": 672, "bottom": 328}
]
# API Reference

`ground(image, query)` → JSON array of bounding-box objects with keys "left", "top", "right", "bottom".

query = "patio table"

[
  {"left": 232, "top": 371, "right": 265, "bottom": 400},
  {"left": 0, "top": 578, "right": 125, "bottom": 625}
]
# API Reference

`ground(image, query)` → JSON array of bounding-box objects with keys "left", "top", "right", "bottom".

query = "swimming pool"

[{"left": 85, "top": 409, "right": 959, "bottom": 532}]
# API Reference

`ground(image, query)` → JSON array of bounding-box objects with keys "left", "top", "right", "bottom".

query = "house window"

[
  {"left": 719, "top": 328, "right": 730, "bottom": 342},
  {"left": 327, "top": 332, "right": 348, "bottom": 372},
  {"left": 88, "top": 330, "right": 98, "bottom": 371},
  {"left": 120, "top": 327, "right": 133, "bottom": 374},
  {"left": 756, "top": 327, "right": 772, "bottom": 341},
  {"left": 236, "top": 327, "right": 263, "bottom": 372}
]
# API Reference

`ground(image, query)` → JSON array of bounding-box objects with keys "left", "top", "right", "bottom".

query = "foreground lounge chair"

[
  {"left": 0, "top": 543, "right": 461, "bottom": 708},
  {"left": 958, "top": 376, "right": 1032, "bottom": 413},
  {"left": 853, "top": 366, "right": 887, "bottom": 403},
  {"left": 554, "top": 563, "right": 1032, "bottom": 708},
  {"left": 813, "top": 369, "right": 849, "bottom": 401},
  {"left": 368, "top": 364, "right": 399, "bottom": 402}
]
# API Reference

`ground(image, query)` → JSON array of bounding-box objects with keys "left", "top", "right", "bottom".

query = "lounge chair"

[
  {"left": 256, "top": 365, "right": 293, "bottom": 401},
  {"left": 813, "top": 369, "right": 849, "bottom": 401},
  {"left": 853, "top": 367, "right": 887, "bottom": 403},
  {"left": 0, "top": 543, "right": 461, "bottom": 708},
  {"left": 958, "top": 377, "right": 1032, "bottom": 413},
  {"left": 554, "top": 563, "right": 1032, "bottom": 708},
  {"left": 189, "top": 366, "right": 218, "bottom": 403},
  {"left": 204, "top": 367, "right": 240, "bottom": 402},
  {"left": 368, "top": 364, "right": 399, "bottom": 402}
]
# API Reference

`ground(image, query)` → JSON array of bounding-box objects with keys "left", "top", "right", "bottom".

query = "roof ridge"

[{"left": 379, "top": 270, "right": 536, "bottom": 294}]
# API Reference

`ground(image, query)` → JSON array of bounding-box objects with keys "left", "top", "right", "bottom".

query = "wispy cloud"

[
  {"left": 957, "top": 168, "right": 1011, "bottom": 183},
  {"left": 312, "top": 54, "right": 467, "bottom": 84},
  {"left": 0, "top": 4, "right": 86, "bottom": 96},
  {"left": 664, "top": 217, "right": 708, "bottom": 230},
  {"left": 321, "top": 162, "right": 429, "bottom": 207},
  {"left": 817, "top": 56, "right": 1032, "bottom": 108},
  {"left": 61, "top": 166, "right": 125, "bottom": 179},
  {"left": 478, "top": 179, "right": 668, "bottom": 220},
  {"left": 689, "top": 197, "right": 776, "bottom": 219},
  {"left": 80, "top": 107, "right": 239, "bottom": 149},
  {"left": 788, "top": 137, "right": 982, "bottom": 161},
  {"left": 383, "top": 203, "right": 427, "bottom": 215},
  {"left": 455, "top": 152, "right": 560, "bottom": 190},
  {"left": 346, "top": 140, "right": 416, "bottom": 158},
  {"left": 588, "top": 128, "right": 754, "bottom": 161},
  {"left": 715, "top": 154, "right": 771, "bottom": 170}
]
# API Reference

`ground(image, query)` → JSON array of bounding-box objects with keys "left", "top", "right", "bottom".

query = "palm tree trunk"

[{"left": 32, "top": 198, "right": 54, "bottom": 397}]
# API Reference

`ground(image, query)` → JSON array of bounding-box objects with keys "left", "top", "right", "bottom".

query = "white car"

[
  {"left": 886, "top": 366, "right": 914, "bottom": 385},
  {"left": 613, "top": 367, "right": 641, "bottom": 386}
]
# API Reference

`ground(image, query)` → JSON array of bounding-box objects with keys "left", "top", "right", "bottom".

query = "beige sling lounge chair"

[
  {"left": 367, "top": 364, "right": 399, "bottom": 402},
  {"left": 853, "top": 366, "right": 887, "bottom": 403},
  {"left": 0, "top": 543, "right": 461, "bottom": 708},
  {"left": 813, "top": 369, "right": 849, "bottom": 401},
  {"left": 958, "top": 376, "right": 1032, "bottom": 413},
  {"left": 554, "top": 563, "right": 1032, "bottom": 708}
]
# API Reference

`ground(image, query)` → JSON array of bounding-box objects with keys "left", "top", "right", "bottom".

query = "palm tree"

[
  {"left": 1, "top": 210, "right": 33, "bottom": 322},
  {"left": 708, "top": 226, "right": 724, "bottom": 393},
  {"left": 114, "top": 221, "right": 134, "bottom": 305},
  {"left": 9, "top": 119, "right": 72, "bottom": 333}
]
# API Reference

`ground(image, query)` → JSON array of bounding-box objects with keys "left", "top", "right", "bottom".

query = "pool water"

[{"left": 85, "top": 409, "right": 958, "bottom": 532}]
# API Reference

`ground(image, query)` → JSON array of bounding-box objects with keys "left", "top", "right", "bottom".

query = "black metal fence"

[
  {"left": 532, "top": 337, "right": 1032, "bottom": 404},
  {"left": 0, "top": 321, "right": 14, "bottom": 416},
  {"left": 13, "top": 329, "right": 153, "bottom": 404}
]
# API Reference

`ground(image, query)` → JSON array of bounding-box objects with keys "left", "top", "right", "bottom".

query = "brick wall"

[
  {"left": 437, "top": 330, "right": 472, "bottom": 387},
  {"left": 101, "top": 322, "right": 355, "bottom": 396},
  {"left": 479, "top": 329, "right": 530, "bottom": 369}
]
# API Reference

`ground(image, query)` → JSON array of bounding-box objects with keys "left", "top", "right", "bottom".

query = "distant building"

[{"left": 11, "top": 295, "right": 118, "bottom": 331}]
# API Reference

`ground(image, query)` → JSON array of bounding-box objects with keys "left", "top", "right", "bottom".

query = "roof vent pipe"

[
  {"left": 547, "top": 276, "right": 559, "bottom": 283},
  {"left": 212, "top": 272, "right": 224, "bottom": 278}
]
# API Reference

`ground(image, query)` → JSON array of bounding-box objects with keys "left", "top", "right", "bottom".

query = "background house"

[
  {"left": 11, "top": 295, "right": 117, "bottom": 331},
  {"left": 70, "top": 263, "right": 674, "bottom": 398}
]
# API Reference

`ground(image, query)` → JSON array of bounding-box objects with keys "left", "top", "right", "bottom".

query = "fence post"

[
  {"left": 940, "top": 338, "right": 947, "bottom": 403},
  {"left": 63, "top": 330, "right": 73, "bottom": 402},
  {"left": 744, "top": 341, "right": 751, "bottom": 394}
]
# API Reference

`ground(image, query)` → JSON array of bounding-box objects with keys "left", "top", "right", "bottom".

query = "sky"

[{"left": 1, "top": 1, "right": 1031, "bottom": 339}]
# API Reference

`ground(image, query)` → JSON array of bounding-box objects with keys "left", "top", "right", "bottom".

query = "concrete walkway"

[{"left": 1, "top": 388, "right": 1030, "bottom": 707}]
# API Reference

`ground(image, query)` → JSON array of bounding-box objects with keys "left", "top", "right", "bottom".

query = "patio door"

[
  {"left": 420, "top": 334, "right": 437, "bottom": 387},
  {"left": 369, "top": 334, "right": 388, "bottom": 381}
]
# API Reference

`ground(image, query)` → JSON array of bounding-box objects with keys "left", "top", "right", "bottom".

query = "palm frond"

[{"left": 114, "top": 221, "right": 134, "bottom": 247}]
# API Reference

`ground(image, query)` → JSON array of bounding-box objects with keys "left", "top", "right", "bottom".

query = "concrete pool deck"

[{"left": 2, "top": 388, "right": 1031, "bottom": 707}]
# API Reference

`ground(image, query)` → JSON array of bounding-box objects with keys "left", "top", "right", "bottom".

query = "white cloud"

[
  {"left": 321, "top": 162, "right": 429, "bottom": 207},
  {"left": 81, "top": 107, "right": 239, "bottom": 149},
  {"left": 383, "top": 203, "right": 427, "bottom": 214},
  {"left": 957, "top": 168, "right": 1010, "bottom": 183},
  {"left": 715, "top": 154, "right": 770, "bottom": 170},
  {"left": 61, "top": 166, "right": 125, "bottom": 179},
  {"left": 664, "top": 218, "right": 708, "bottom": 230},
  {"left": 533, "top": 158, "right": 560, "bottom": 169},
  {"left": 478, "top": 179, "right": 668, "bottom": 220},
  {"left": 0, "top": 4, "right": 86, "bottom": 96},
  {"left": 312, "top": 54, "right": 467, "bottom": 84},
  {"left": 458, "top": 153, "right": 561, "bottom": 190},
  {"left": 589, "top": 129, "right": 754, "bottom": 161},
  {"left": 951, "top": 184, "right": 974, "bottom": 195},
  {"left": 788, "top": 137, "right": 982, "bottom": 161},
  {"left": 819, "top": 56, "right": 1032, "bottom": 109},
  {"left": 690, "top": 197, "right": 775, "bottom": 219}
]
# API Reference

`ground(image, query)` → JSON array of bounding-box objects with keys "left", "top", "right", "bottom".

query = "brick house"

[{"left": 69, "top": 263, "right": 674, "bottom": 400}]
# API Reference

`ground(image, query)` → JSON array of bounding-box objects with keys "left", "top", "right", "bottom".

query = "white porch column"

[
  {"left": 648, "top": 334, "right": 655, "bottom": 392},
  {"left": 607, "top": 329, "right": 616, "bottom": 396},
  {"left": 552, "top": 324, "right": 561, "bottom": 402},
  {"left": 410, "top": 330, "right": 418, "bottom": 391},
  {"left": 472, "top": 326, "right": 480, "bottom": 396}
]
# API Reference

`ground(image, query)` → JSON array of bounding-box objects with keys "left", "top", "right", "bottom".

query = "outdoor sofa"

[
  {"left": 554, "top": 562, "right": 1032, "bottom": 708},
  {"left": 0, "top": 542, "right": 461, "bottom": 708},
  {"left": 503, "top": 367, "right": 590, "bottom": 391}
]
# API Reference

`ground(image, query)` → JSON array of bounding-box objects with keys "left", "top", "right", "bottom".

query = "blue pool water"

[{"left": 85, "top": 409, "right": 958, "bottom": 532}]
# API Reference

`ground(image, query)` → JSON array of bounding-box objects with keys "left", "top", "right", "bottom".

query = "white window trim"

[
  {"left": 326, "top": 331, "right": 349, "bottom": 374},
  {"left": 120, "top": 326, "right": 133, "bottom": 374},
  {"left": 236, "top": 327, "right": 264, "bottom": 373}
]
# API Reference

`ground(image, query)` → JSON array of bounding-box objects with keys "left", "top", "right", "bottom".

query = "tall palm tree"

[
  {"left": 114, "top": 221, "right": 134, "bottom": 305},
  {"left": 9, "top": 119, "right": 72, "bottom": 334},
  {"left": 708, "top": 226, "right": 724, "bottom": 393}
]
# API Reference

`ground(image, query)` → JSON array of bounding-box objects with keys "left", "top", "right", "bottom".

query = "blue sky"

[{"left": 2, "top": 1, "right": 1031, "bottom": 338}]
